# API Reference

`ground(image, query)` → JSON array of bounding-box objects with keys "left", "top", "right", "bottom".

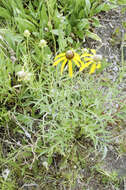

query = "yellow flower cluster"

[
  {"left": 53, "top": 49, "right": 102, "bottom": 77},
  {"left": 80, "top": 49, "right": 102, "bottom": 74}
]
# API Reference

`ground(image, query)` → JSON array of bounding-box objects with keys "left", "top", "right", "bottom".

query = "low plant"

[{"left": 0, "top": 0, "right": 126, "bottom": 189}]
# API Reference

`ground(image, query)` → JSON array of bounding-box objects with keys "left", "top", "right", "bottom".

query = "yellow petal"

[
  {"left": 53, "top": 57, "right": 65, "bottom": 66},
  {"left": 96, "top": 63, "right": 101, "bottom": 69},
  {"left": 81, "top": 53, "right": 92, "bottom": 57},
  {"left": 74, "top": 52, "right": 80, "bottom": 58},
  {"left": 79, "top": 61, "right": 92, "bottom": 72},
  {"left": 54, "top": 53, "right": 65, "bottom": 61},
  {"left": 68, "top": 60, "right": 73, "bottom": 77},
  {"left": 61, "top": 59, "right": 67, "bottom": 75},
  {"left": 74, "top": 54, "right": 83, "bottom": 65},
  {"left": 79, "top": 65, "right": 87, "bottom": 72},
  {"left": 89, "top": 63, "right": 96, "bottom": 74},
  {"left": 90, "top": 49, "right": 96, "bottom": 55},
  {"left": 73, "top": 58, "right": 80, "bottom": 67},
  {"left": 84, "top": 57, "right": 92, "bottom": 61},
  {"left": 85, "top": 61, "right": 92, "bottom": 67}
]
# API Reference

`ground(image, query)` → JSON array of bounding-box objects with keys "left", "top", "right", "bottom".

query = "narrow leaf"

[{"left": 86, "top": 31, "right": 102, "bottom": 42}]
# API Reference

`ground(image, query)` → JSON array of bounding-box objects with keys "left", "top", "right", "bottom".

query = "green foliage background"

[{"left": 0, "top": 0, "right": 126, "bottom": 189}]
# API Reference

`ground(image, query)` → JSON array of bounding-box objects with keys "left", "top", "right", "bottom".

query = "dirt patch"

[{"left": 80, "top": 7, "right": 126, "bottom": 190}]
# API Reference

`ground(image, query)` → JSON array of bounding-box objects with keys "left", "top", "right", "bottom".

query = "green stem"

[
  {"left": 25, "top": 37, "right": 31, "bottom": 70},
  {"left": 46, "top": 0, "right": 56, "bottom": 55}
]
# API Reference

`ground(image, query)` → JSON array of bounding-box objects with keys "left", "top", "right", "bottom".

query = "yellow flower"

[
  {"left": 80, "top": 49, "right": 102, "bottom": 74},
  {"left": 53, "top": 50, "right": 83, "bottom": 77}
]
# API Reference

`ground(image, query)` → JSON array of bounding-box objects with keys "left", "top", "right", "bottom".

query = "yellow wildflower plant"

[
  {"left": 80, "top": 49, "right": 102, "bottom": 74},
  {"left": 53, "top": 50, "right": 83, "bottom": 77}
]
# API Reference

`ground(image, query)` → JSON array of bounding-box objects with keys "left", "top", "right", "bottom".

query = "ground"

[{"left": 80, "top": 6, "right": 126, "bottom": 190}]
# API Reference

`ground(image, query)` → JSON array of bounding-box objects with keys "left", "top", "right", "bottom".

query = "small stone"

[
  {"left": 42, "top": 161, "right": 48, "bottom": 170},
  {"left": 2, "top": 169, "right": 10, "bottom": 180}
]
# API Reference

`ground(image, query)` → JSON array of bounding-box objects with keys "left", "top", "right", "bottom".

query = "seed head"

[
  {"left": 93, "top": 54, "right": 102, "bottom": 62},
  {"left": 24, "top": 30, "right": 31, "bottom": 38},
  {"left": 17, "top": 70, "right": 32, "bottom": 81},
  {"left": 65, "top": 50, "right": 74, "bottom": 60},
  {"left": 39, "top": 39, "right": 47, "bottom": 48}
]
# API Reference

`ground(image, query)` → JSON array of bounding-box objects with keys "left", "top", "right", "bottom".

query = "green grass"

[{"left": 0, "top": 0, "right": 126, "bottom": 189}]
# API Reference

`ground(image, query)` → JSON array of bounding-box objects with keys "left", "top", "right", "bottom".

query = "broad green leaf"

[
  {"left": 91, "top": 3, "right": 106, "bottom": 15},
  {"left": 40, "top": 4, "right": 48, "bottom": 28},
  {"left": 85, "top": 0, "right": 91, "bottom": 12},
  {"left": 84, "top": 0, "right": 91, "bottom": 17},
  {"left": 52, "top": 29, "right": 59, "bottom": 36},
  {"left": 15, "top": 17, "right": 36, "bottom": 33},
  {"left": 86, "top": 31, "right": 102, "bottom": 42},
  {"left": 92, "top": 17, "right": 102, "bottom": 27},
  {"left": 0, "top": 7, "right": 11, "bottom": 19},
  {"left": 77, "top": 19, "right": 89, "bottom": 30},
  {"left": 102, "top": 3, "right": 118, "bottom": 11},
  {"left": 1, "top": 0, "right": 13, "bottom": 12},
  {"left": 117, "top": 0, "right": 126, "bottom": 5},
  {"left": 91, "top": 3, "right": 117, "bottom": 16},
  {"left": 0, "top": 29, "right": 23, "bottom": 49}
]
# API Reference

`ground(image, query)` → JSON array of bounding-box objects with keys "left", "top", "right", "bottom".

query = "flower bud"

[
  {"left": 93, "top": 54, "right": 102, "bottom": 62},
  {"left": 24, "top": 30, "right": 31, "bottom": 38},
  {"left": 39, "top": 39, "right": 47, "bottom": 48},
  {"left": 17, "top": 70, "right": 32, "bottom": 81},
  {"left": 10, "top": 56, "right": 17, "bottom": 63}
]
